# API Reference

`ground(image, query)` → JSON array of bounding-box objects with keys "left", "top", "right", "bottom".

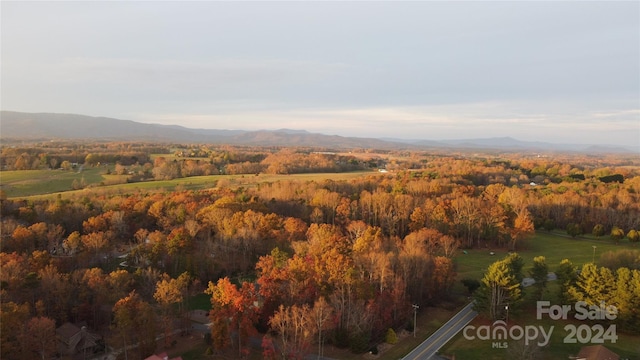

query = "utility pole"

[{"left": 412, "top": 304, "right": 419, "bottom": 337}]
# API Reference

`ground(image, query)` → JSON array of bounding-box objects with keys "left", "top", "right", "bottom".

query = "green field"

[
  {"left": 2, "top": 170, "right": 375, "bottom": 200},
  {"left": 455, "top": 231, "right": 639, "bottom": 281},
  {"left": 0, "top": 168, "right": 130, "bottom": 198}
]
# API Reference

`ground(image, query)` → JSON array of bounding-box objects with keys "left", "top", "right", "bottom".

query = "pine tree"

[
  {"left": 529, "top": 256, "right": 548, "bottom": 300},
  {"left": 568, "top": 263, "right": 615, "bottom": 306},
  {"left": 556, "top": 259, "right": 577, "bottom": 304},
  {"left": 474, "top": 256, "right": 522, "bottom": 321}
]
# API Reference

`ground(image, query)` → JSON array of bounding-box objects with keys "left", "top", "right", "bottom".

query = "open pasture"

[
  {"left": 0, "top": 168, "right": 128, "bottom": 198},
  {"left": 455, "top": 231, "right": 639, "bottom": 281},
  {"left": 7, "top": 170, "right": 376, "bottom": 200}
]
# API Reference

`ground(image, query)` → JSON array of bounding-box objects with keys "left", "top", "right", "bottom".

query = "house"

[
  {"left": 56, "top": 322, "right": 102, "bottom": 356},
  {"left": 575, "top": 345, "right": 619, "bottom": 360},
  {"left": 144, "top": 352, "right": 183, "bottom": 360}
]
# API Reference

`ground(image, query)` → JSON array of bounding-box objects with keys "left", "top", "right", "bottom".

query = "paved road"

[
  {"left": 522, "top": 272, "right": 557, "bottom": 287},
  {"left": 402, "top": 302, "right": 477, "bottom": 360}
]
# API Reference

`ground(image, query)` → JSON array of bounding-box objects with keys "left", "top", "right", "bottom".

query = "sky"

[{"left": 2, "top": 1, "right": 639, "bottom": 146}]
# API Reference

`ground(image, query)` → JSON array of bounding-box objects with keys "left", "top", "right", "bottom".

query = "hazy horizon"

[{"left": 2, "top": 2, "right": 639, "bottom": 146}]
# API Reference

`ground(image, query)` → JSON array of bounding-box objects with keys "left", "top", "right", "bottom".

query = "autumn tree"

[
  {"left": 81, "top": 232, "right": 109, "bottom": 260},
  {"left": 63, "top": 231, "right": 82, "bottom": 255},
  {"left": 38, "top": 264, "right": 71, "bottom": 323},
  {"left": 0, "top": 302, "right": 30, "bottom": 360},
  {"left": 269, "top": 304, "right": 316, "bottom": 360},
  {"left": 311, "top": 297, "right": 334, "bottom": 358},
  {"left": 509, "top": 208, "right": 535, "bottom": 251},
  {"left": 19, "top": 316, "right": 56, "bottom": 360},
  {"left": 399, "top": 229, "right": 433, "bottom": 304},
  {"left": 205, "top": 277, "right": 259, "bottom": 356},
  {"left": 10, "top": 226, "right": 35, "bottom": 254},
  {"left": 112, "top": 291, "right": 157, "bottom": 360},
  {"left": 154, "top": 273, "right": 190, "bottom": 346},
  {"left": 432, "top": 256, "right": 456, "bottom": 299}
]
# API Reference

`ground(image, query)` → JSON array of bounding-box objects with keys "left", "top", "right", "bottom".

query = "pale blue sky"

[{"left": 2, "top": 1, "right": 639, "bottom": 146}]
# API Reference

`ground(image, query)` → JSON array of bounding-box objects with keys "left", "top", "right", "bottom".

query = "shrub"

[
  {"left": 566, "top": 223, "right": 582, "bottom": 238},
  {"left": 592, "top": 224, "right": 605, "bottom": 237},
  {"left": 599, "top": 249, "right": 640, "bottom": 270},
  {"left": 333, "top": 327, "right": 350, "bottom": 348},
  {"left": 349, "top": 332, "right": 370, "bottom": 353},
  {"left": 385, "top": 328, "right": 398, "bottom": 344},
  {"left": 611, "top": 226, "right": 625, "bottom": 243},
  {"left": 461, "top": 278, "right": 481, "bottom": 294},
  {"left": 543, "top": 219, "right": 555, "bottom": 232}
]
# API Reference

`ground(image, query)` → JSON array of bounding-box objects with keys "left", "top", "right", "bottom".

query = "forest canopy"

[{"left": 1, "top": 142, "right": 639, "bottom": 359}]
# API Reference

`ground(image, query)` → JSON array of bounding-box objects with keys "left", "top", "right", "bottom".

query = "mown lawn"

[
  {"left": 187, "top": 293, "right": 212, "bottom": 311},
  {"left": 455, "top": 231, "right": 639, "bottom": 281}
]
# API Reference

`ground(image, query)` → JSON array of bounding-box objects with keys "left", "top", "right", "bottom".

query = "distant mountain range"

[{"left": 1, "top": 111, "right": 637, "bottom": 153}]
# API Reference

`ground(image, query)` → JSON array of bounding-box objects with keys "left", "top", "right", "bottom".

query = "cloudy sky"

[{"left": 2, "top": 1, "right": 639, "bottom": 146}]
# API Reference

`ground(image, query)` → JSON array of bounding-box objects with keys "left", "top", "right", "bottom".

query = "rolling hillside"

[{"left": 1, "top": 111, "right": 636, "bottom": 153}]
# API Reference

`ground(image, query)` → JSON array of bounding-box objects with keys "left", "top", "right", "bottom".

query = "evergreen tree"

[
  {"left": 474, "top": 256, "right": 522, "bottom": 321},
  {"left": 556, "top": 259, "right": 577, "bottom": 304},
  {"left": 568, "top": 263, "right": 615, "bottom": 306},
  {"left": 614, "top": 267, "right": 634, "bottom": 331},
  {"left": 529, "top": 256, "right": 548, "bottom": 300},
  {"left": 504, "top": 252, "right": 525, "bottom": 283}
]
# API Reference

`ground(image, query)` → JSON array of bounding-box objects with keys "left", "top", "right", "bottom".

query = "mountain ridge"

[{"left": 1, "top": 111, "right": 636, "bottom": 153}]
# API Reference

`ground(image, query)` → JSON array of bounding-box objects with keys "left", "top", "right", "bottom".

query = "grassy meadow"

[
  {"left": 1, "top": 169, "right": 375, "bottom": 200},
  {"left": 0, "top": 167, "right": 130, "bottom": 198},
  {"left": 455, "top": 231, "right": 639, "bottom": 281}
]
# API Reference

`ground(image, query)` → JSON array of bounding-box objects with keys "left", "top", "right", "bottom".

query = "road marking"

[
  {"left": 415, "top": 310, "right": 476, "bottom": 359},
  {"left": 404, "top": 306, "right": 477, "bottom": 360}
]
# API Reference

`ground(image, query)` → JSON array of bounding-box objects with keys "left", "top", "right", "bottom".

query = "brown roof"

[
  {"left": 56, "top": 322, "right": 101, "bottom": 353},
  {"left": 56, "top": 322, "right": 81, "bottom": 342},
  {"left": 577, "top": 345, "right": 619, "bottom": 360}
]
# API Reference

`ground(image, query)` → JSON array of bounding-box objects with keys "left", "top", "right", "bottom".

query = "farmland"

[{"left": 2, "top": 169, "right": 375, "bottom": 200}]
